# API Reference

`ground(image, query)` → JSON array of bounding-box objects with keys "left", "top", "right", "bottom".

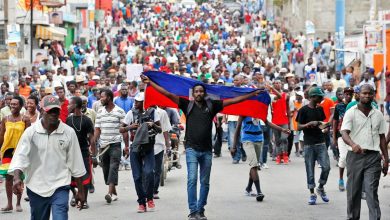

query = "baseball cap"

[
  {"left": 75, "top": 75, "right": 84, "bottom": 83},
  {"left": 308, "top": 87, "right": 325, "bottom": 97},
  {"left": 41, "top": 95, "right": 61, "bottom": 112},
  {"left": 134, "top": 92, "right": 144, "bottom": 102},
  {"left": 217, "top": 79, "right": 224, "bottom": 84},
  {"left": 344, "top": 87, "right": 354, "bottom": 93},
  {"left": 296, "top": 91, "right": 304, "bottom": 97},
  {"left": 88, "top": 80, "right": 97, "bottom": 87}
]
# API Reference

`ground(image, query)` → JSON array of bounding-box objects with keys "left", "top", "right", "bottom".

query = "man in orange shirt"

[
  {"left": 319, "top": 94, "right": 335, "bottom": 149},
  {"left": 18, "top": 78, "right": 32, "bottom": 99}
]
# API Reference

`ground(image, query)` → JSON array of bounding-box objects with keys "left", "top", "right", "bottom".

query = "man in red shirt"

[
  {"left": 271, "top": 80, "right": 291, "bottom": 164},
  {"left": 57, "top": 87, "right": 69, "bottom": 122},
  {"left": 245, "top": 12, "right": 252, "bottom": 34}
]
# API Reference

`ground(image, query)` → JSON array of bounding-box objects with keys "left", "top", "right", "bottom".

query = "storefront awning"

[{"left": 35, "top": 25, "right": 67, "bottom": 41}]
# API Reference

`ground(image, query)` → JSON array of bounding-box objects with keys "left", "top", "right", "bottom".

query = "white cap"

[
  {"left": 217, "top": 79, "right": 224, "bottom": 83},
  {"left": 280, "top": 68, "right": 288, "bottom": 73},
  {"left": 134, "top": 92, "right": 144, "bottom": 102},
  {"left": 52, "top": 81, "right": 63, "bottom": 88},
  {"left": 191, "top": 73, "right": 198, "bottom": 77},
  {"left": 296, "top": 91, "right": 304, "bottom": 97},
  {"left": 92, "top": 75, "right": 100, "bottom": 80}
]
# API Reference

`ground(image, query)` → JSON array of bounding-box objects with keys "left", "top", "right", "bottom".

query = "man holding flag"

[{"left": 141, "top": 74, "right": 262, "bottom": 220}]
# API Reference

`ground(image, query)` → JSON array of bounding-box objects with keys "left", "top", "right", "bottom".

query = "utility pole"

[{"left": 30, "top": 0, "right": 33, "bottom": 62}]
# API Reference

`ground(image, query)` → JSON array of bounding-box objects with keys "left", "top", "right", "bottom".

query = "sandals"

[{"left": 1, "top": 207, "right": 13, "bottom": 213}]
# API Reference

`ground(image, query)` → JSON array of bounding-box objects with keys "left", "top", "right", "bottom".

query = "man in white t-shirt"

[{"left": 152, "top": 107, "right": 172, "bottom": 199}]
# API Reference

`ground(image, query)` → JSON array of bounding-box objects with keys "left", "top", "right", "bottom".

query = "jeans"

[
  {"left": 213, "top": 125, "right": 223, "bottom": 156},
  {"left": 228, "top": 121, "right": 246, "bottom": 161},
  {"left": 130, "top": 146, "right": 155, "bottom": 205},
  {"left": 154, "top": 151, "right": 164, "bottom": 194},
  {"left": 260, "top": 125, "right": 271, "bottom": 164},
  {"left": 186, "top": 147, "right": 212, "bottom": 214},
  {"left": 27, "top": 186, "right": 70, "bottom": 220},
  {"left": 385, "top": 101, "right": 390, "bottom": 116},
  {"left": 304, "top": 143, "right": 331, "bottom": 189}
]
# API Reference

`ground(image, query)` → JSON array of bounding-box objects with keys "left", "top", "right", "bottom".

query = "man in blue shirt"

[
  {"left": 114, "top": 84, "right": 133, "bottom": 113},
  {"left": 233, "top": 116, "right": 290, "bottom": 202}
]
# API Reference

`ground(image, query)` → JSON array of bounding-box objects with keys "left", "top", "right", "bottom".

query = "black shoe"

[
  {"left": 197, "top": 211, "right": 207, "bottom": 220},
  {"left": 89, "top": 184, "right": 95, "bottom": 194},
  {"left": 256, "top": 193, "right": 265, "bottom": 202},
  {"left": 242, "top": 156, "right": 247, "bottom": 162},
  {"left": 188, "top": 212, "right": 198, "bottom": 220}
]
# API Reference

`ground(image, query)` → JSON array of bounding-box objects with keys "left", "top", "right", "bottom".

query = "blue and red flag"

[{"left": 143, "top": 71, "right": 271, "bottom": 121}]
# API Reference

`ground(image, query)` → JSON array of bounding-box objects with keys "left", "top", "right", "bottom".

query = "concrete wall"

[{"left": 273, "top": 0, "right": 390, "bottom": 38}]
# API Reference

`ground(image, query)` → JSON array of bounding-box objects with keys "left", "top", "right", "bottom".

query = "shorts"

[
  {"left": 242, "top": 142, "right": 263, "bottom": 168},
  {"left": 293, "top": 131, "right": 301, "bottom": 144},
  {"left": 299, "top": 131, "right": 304, "bottom": 142},
  {"left": 337, "top": 137, "right": 351, "bottom": 168}
]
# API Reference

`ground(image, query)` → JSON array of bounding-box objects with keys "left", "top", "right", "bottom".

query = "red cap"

[{"left": 88, "top": 80, "right": 97, "bottom": 87}]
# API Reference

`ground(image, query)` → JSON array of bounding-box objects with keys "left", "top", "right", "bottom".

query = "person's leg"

[
  {"left": 363, "top": 152, "right": 382, "bottom": 220},
  {"left": 186, "top": 148, "right": 199, "bottom": 215},
  {"left": 346, "top": 151, "right": 364, "bottom": 220},
  {"left": 287, "top": 132, "right": 294, "bottom": 156},
  {"left": 101, "top": 147, "right": 111, "bottom": 186},
  {"left": 317, "top": 144, "right": 331, "bottom": 188},
  {"left": 153, "top": 151, "right": 164, "bottom": 196},
  {"left": 304, "top": 146, "right": 316, "bottom": 191},
  {"left": 213, "top": 126, "right": 223, "bottom": 156},
  {"left": 1, "top": 175, "right": 13, "bottom": 211},
  {"left": 230, "top": 121, "right": 242, "bottom": 162},
  {"left": 261, "top": 125, "right": 270, "bottom": 165},
  {"left": 197, "top": 150, "right": 212, "bottom": 213},
  {"left": 27, "top": 187, "right": 51, "bottom": 220},
  {"left": 143, "top": 149, "right": 156, "bottom": 202},
  {"left": 273, "top": 128, "right": 282, "bottom": 163},
  {"left": 338, "top": 138, "right": 348, "bottom": 191},
  {"left": 107, "top": 143, "right": 121, "bottom": 196},
  {"left": 51, "top": 186, "right": 70, "bottom": 220},
  {"left": 130, "top": 150, "right": 146, "bottom": 205}
]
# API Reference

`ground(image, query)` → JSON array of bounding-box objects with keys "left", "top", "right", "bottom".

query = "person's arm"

[
  {"left": 23, "top": 116, "right": 31, "bottom": 130},
  {"left": 266, "top": 85, "right": 282, "bottom": 99},
  {"left": 379, "top": 133, "right": 389, "bottom": 176},
  {"left": 149, "top": 121, "right": 162, "bottom": 133},
  {"left": 332, "top": 118, "right": 339, "bottom": 148},
  {"left": 386, "top": 122, "right": 390, "bottom": 144},
  {"left": 286, "top": 94, "right": 291, "bottom": 128},
  {"left": 93, "top": 127, "right": 101, "bottom": 147},
  {"left": 73, "top": 177, "right": 85, "bottom": 210},
  {"left": 231, "top": 116, "right": 244, "bottom": 154},
  {"left": 297, "top": 121, "right": 319, "bottom": 131},
  {"left": 12, "top": 169, "right": 24, "bottom": 196},
  {"left": 141, "top": 75, "right": 179, "bottom": 104},
  {"left": 341, "top": 130, "right": 362, "bottom": 154},
  {"left": 163, "top": 131, "right": 170, "bottom": 151},
  {"left": 265, "top": 120, "right": 290, "bottom": 134},
  {"left": 0, "top": 118, "right": 6, "bottom": 147},
  {"left": 223, "top": 90, "right": 260, "bottom": 107}
]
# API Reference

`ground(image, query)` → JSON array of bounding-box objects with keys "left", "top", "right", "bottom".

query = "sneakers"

[
  {"left": 308, "top": 193, "right": 317, "bottom": 205},
  {"left": 147, "top": 200, "right": 155, "bottom": 211},
  {"left": 338, "top": 179, "right": 345, "bottom": 192},
  {"left": 198, "top": 211, "right": 207, "bottom": 220},
  {"left": 316, "top": 188, "right": 330, "bottom": 202},
  {"left": 282, "top": 152, "right": 289, "bottom": 165},
  {"left": 112, "top": 194, "right": 118, "bottom": 201},
  {"left": 232, "top": 160, "right": 239, "bottom": 164},
  {"left": 153, "top": 194, "right": 160, "bottom": 199},
  {"left": 361, "top": 192, "right": 366, "bottom": 200},
  {"left": 261, "top": 163, "right": 269, "bottom": 169},
  {"left": 256, "top": 193, "right": 265, "bottom": 202},
  {"left": 137, "top": 204, "right": 146, "bottom": 213},
  {"left": 295, "top": 151, "right": 300, "bottom": 157},
  {"left": 188, "top": 213, "right": 198, "bottom": 220},
  {"left": 245, "top": 190, "right": 257, "bottom": 197},
  {"left": 275, "top": 155, "right": 281, "bottom": 164}
]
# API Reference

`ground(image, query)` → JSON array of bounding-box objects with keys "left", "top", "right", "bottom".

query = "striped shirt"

[{"left": 95, "top": 105, "right": 125, "bottom": 147}]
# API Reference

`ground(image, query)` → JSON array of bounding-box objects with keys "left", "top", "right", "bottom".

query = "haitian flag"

[{"left": 143, "top": 71, "right": 271, "bottom": 121}]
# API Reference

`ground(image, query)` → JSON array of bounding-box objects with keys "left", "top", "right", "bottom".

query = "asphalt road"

[{"left": 1, "top": 144, "right": 390, "bottom": 220}]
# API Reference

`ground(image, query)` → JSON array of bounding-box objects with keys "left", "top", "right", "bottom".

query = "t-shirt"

[
  {"left": 319, "top": 98, "right": 335, "bottom": 122},
  {"left": 66, "top": 115, "right": 94, "bottom": 157},
  {"left": 241, "top": 117, "right": 264, "bottom": 142},
  {"left": 95, "top": 105, "right": 126, "bottom": 147},
  {"left": 333, "top": 102, "right": 348, "bottom": 138},
  {"left": 296, "top": 105, "right": 326, "bottom": 145},
  {"left": 178, "top": 98, "right": 223, "bottom": 151}
]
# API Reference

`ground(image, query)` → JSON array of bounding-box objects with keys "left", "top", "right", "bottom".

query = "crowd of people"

[{"left": 0, "top": 1, "right": 389, "bottom": 220}]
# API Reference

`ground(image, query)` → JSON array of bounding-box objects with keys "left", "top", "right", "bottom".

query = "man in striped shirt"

[{"left": 94, "top": 89, "right": 128, "bottom": 204}]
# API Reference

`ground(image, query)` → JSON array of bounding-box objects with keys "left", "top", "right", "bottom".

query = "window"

[{"left": 0, "top": 25, "right": 5, "bottom": 45}]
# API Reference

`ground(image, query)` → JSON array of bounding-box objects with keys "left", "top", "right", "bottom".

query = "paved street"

[{"left": 1, "top": 144, "right": 390, "bottom": 220}]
